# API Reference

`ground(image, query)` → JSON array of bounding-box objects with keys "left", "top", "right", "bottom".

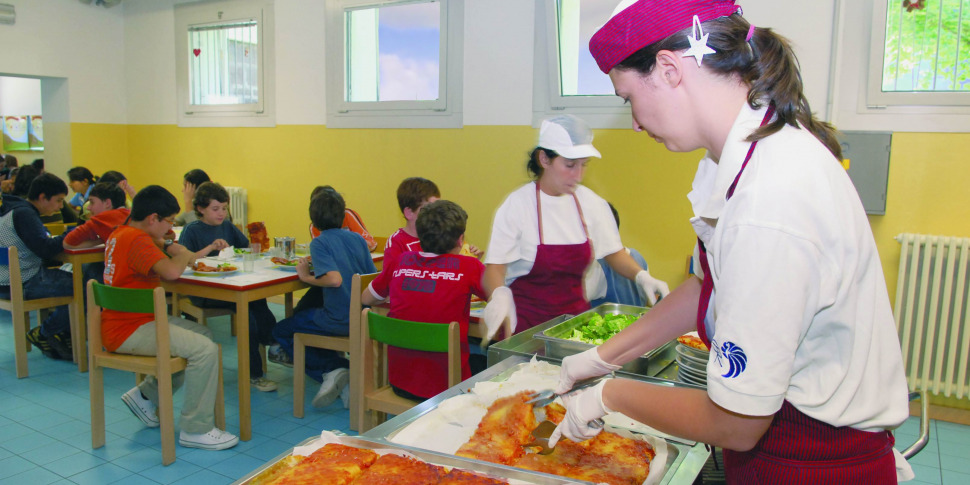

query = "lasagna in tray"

[
  {"left": 248, "top": 443, "right": 507, "bottom": 485},
  {"left": 457, "top": 393, "right": 656, "bottom": 485}
]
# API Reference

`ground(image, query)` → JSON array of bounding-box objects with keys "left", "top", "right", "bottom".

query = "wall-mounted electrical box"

[{"left": 839, "top": 131, "right": 892, "bottom": 215}]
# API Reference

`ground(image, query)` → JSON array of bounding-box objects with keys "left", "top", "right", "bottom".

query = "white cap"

[{"left": 537, "top": 115, "right": 602, "bottom": 159}]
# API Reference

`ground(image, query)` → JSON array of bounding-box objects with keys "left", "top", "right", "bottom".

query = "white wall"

[
  {"left": 0, "top": 0, "right": 127, "bottom": 124},
  {"left": 0, "top": 76, "right": 41, "bottom": 114}
]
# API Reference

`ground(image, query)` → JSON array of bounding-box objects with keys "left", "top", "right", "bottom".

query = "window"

[
  {"left": 175, "top": 0, "right": 276, "bottom": 127},
  {"left": 868, "top": 0, "right": 970, "bottom": 107},
  {"left": 534, "top": 0, "right": 629, "bottom": 128},
  {"left": 326, "top": 0, "right": 463, "bottom": 128}
]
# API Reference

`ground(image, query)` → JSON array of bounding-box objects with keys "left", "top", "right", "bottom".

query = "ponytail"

[{"left": 615, "top": 14, "right": 842, "bottom": 160}]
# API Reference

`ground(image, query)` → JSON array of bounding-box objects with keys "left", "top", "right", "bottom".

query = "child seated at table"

[
  {"left": 62, "top": 182, "right": 130, "bottom": 284},
  {"left": 383, "top": 178, "right": 482, "bottom": 272},
  {"left": 179, "top": 181, "right": 279, "bottom": 393},
  {"left": 174, "top": 169, "right": 210, "bottom": 226},
  {"left": 362, "top": 200, "right": 489, "bottom": 400},
  {"left": 272, "top": 187, "right": 377, "bottom": 408},
  {"left": 0, "top": 172, "right": 74, "bottom": 360},
  {"left": 104, "top": 185, "right": 238, "bottom": 450}
]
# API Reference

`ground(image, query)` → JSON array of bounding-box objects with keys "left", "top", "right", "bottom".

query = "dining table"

[
  {"left": 162, "top": 251, "right": 384, "bottom": 441},
  {"left": 55, "top": 245, "right": 107, "bottom": 373}
]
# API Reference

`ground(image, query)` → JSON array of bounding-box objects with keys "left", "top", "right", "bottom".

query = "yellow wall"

[{"left": 69, "top": 123, "right": 970, "bottom": 297}]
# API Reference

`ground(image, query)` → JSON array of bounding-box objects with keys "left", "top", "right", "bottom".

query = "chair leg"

[
  {"left": 215, "top": 344, "right": 226, "bottom": 429},
  {"left": 157, "top": 370, "right": 176, "bottom": 466},
  {"left": 293, "top": 335, "right": 306, "bottom": 418},
  {"left": 13, "top": 311, "right": 29, "bottom": 378},
  {"left": 90, "top": 364, "right": 106, "bottom": 449},
  {"left": 260, "top": 344, "right": 268, "bottom": 375},
  {"left": 230, "top": 314, "right": 237, "bottom": 337}
]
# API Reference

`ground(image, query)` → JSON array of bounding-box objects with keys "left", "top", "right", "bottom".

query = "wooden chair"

[
  {"left": 179, "top": 297, "right": 237, "bottom": 336},
  {"left": 87, "top": 281, "right": 225, "bottom": 466},
  {"left": 356, "top": 308, "right": 461, "bottom": 432},
  {"left": 0, "top": 246, "right": 76, "bottom": 378},
  {"left": 292, "top": 272, "right": 379, "bottom": 423}
]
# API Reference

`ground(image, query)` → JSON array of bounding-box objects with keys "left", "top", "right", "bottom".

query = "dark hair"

[
  {"left": 183, "top": 168, "right": 210, "bottom": 187},
  {"left": 193, "top": 181, "right": 230, "bottom": 217},
  {"left": 416, "top": 200, "right": 467, "bottom": 255},
  {"left": 13, "top": 165, "right": 40, "bottom": 197},
  {"left": 396, "top": 177, "right": 440, "bottom": 212},
  {"left": 527, "top": 147, "right": 559, "bottom": 179},
  {"left": 310, "top": 185, "right": 335, "bottom": 200},
  {"left": 615, "top": 14, "right": 841, "bottom": 160},
  {"left": 3, "top": 154, "right": 17, "bottom": 168},
  {"left": 310, "top": 188, "right": 346, "bottom": 231},
  {"left": 89, "top": 182, "right": 126, "bottom": 210},
  {"left": 99, "top": 170, "right": 127, "bottom": 185},
  {"left": 31, "top": 159, "right": 44, "bottom": 171},
  {"left": 131, "top": 185, "right": 180, "bottom": 222},
  {"left": 607, "top": 202, "right": 620, "bottom": 229},
  {"left": 27, "top": 172, "right": 69, "bottom": 201},
  {"left": 67, "top": 166, "right": 98, "bottom": 185}
]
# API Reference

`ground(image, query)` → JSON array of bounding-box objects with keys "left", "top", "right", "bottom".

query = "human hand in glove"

[
  {"left": 636, "top": 270, "right": 670, "bottom": 306},
  {"left": 555, "top": 347, "right": 620, "bottom": 394},
  {"left": 482, "top": 286, "right": 516, "bottom": 341},
  {"left": 548, "top": 379, "right": 612, "bottom": 448}
]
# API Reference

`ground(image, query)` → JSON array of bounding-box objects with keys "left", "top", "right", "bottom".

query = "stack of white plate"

[{"left": 675, "top": 343, "right": 709, "bottom": 388}]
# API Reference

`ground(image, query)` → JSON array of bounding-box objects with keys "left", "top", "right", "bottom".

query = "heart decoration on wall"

[{"left": 193, "top": 48, "right": 201, "bottom": 57}]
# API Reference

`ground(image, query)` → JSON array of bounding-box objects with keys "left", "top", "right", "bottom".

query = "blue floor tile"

[
  {"left": 206, "top": 453, "right": 265, "bottom": 480},
  {"left": 0, "top": 466, "right": 63, "bottom": 485},
  {"left": 942, "top": 468, "right": 970, "bottom": 485},
  {"left": 46, "top": 451, "right": 106, "bottom": 478},
  {"left": 0, "top": 455, "right": 40, "bottom": 480},
  {"left": 170, "top": 469, "right": 234, "bottom": 485},
  {"left": 140, "top": 459, "right": 203, "bottom": 485},
  {"left": 69, "top": 463, "right": 133, "bottom": 485}
]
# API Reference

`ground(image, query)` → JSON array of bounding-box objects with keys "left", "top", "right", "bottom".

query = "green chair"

[
  {"left": 355, "top": 308, "right": 461, "bottom": 432},
  {"left": 86, "top": 281, "right": 225, "bottom": 466},
  {"left": 0, "top": 246, "right": 76, "bottom": 378}
]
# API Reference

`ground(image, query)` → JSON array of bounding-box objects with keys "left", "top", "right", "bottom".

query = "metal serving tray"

[
  {"left": 361, "top": 356, "right": 710, "bottom": 485},
  {"left": 534, "top": 303, "right": 673, "bottom": 376}
]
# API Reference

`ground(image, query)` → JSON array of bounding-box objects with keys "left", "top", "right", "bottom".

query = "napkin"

[{"left": 218, "top": 247, "right": 235, "bottom": 260}]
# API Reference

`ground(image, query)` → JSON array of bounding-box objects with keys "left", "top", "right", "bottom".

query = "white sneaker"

[
  {"left": 250, "top": 377, "right": 278, "bottom": 392},
  {"left": 313, "top": 368, "right": 349, "bottom": 408},
  {"left": 339, "top": 382, "right": 351, "bottom": 409},
  {"left": 121, "top": 387, "right": 159, "bottom": 428},
  {"left": 179, "top": 427, "right": 239, "bottom": 450}
]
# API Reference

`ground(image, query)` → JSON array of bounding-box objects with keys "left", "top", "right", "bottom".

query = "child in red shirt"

[
  {"left": 363, "top": 200, "right": 490, "bottom": 400},
  {"left": 104, "top": 185, "right": 238, "bottom": 451}
]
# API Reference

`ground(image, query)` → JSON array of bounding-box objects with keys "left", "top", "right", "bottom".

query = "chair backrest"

[
  {"left": 373, "top": 236, "right": 388, "bottom": 252},
  {"left": 2, "top": 246, "right": 27, "bottom": 304},
  {"left": 362, "top": 308, "right": 461, "bottom": 386},
  {"left": 349, "top": 272, "right": 381, "bottom": 349},
  {"left": 87, "top": 281, "right": 170, "bottom": 359}
]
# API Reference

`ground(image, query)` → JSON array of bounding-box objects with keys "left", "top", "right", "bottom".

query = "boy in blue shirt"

[
  {"left": 273, "top": 187, "right": 376, "bottom": 408},
  {"left": 179, "top": 181, "right": 279, "bottom": 392}
]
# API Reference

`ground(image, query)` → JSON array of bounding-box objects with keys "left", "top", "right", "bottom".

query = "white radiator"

[
  {"left": 225, "top": 186, "right": 247, "bottom": 228},
  {"left": 894, "top": 233, "right": 970, "bottom": 399}
]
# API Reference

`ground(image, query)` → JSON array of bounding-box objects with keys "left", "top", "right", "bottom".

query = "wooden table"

[
  {"left": 162, "top": 257, "right": 307, "bottom": 441},
  {"left": 56, "top": 246, "right": 106, "bottom": 373}
]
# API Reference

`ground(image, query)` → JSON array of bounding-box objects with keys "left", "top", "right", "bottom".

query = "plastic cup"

[
  {"left": 243, "top": 253, "right": 256, "bottom": 272},
  {"left": 250, "top": 243, "right": 262, "bottom": 256}
]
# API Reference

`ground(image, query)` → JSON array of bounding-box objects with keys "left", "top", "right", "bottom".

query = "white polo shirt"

[
  {"left": 485, "top": 182, "right": 622, "bottom": 287},
  {"left": 688, "top": 104, "right": 909, "bottom": 431}
]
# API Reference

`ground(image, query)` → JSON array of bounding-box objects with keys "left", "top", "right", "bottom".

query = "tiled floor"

[{"left": 2, "top": 306, "right": 969, "bottom": 484}]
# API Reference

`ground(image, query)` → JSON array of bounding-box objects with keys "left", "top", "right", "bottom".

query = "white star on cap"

[{"left": 683, "top": 15, "right": 716, "bottom": 66}]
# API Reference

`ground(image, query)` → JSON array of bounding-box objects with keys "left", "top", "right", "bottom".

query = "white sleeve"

[{"left": 484, "top": 191, "right": 526, "bottom": 265}]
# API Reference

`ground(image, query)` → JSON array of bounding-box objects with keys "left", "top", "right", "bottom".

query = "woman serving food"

[
  {"left": 481, "top": 115, "right": 669, "bottom": 339},
  {"left": 548, "top": 1, "right": 910, "bottom": 482}
]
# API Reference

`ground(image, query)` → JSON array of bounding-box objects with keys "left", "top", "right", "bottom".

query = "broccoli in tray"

[{"left": 566, "top": 312, "right": 643, "bottom": 345}]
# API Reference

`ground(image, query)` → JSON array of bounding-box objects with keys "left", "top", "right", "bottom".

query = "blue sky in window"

[
  {"left": 575, "top": 0, "right": 616, "bottom": 95},
  {"left": 378, "top": 2, "right": 440, "bottom": 101}
]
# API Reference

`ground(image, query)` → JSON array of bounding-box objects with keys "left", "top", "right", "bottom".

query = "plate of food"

[
  {"left": 271, "top": 256, "right": 300, "bottom": 271},
  {"left": 192, "top": 261, "right": 239, "bottom": 276}
]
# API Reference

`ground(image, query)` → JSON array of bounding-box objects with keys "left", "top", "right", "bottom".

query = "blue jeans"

[
  {"left": 273, "top": 309, "right": 348, "bottom": 383},
  {"left": 23, "top": 268, "right": 73, "bottom": 337},
  {"left": 188, "top": 297, "right": 277, "bottom": 378}
]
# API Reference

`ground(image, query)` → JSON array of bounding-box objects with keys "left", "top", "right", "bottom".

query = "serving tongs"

[{"left": 522, "top": 374, "right": 612, "bottom": 455}]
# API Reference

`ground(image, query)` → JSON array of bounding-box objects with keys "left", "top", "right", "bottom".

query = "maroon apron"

[
  {"left": 695, "top": 106, "right": 896, "bottom": 483},
  {"left": 509, "top": 183, "right": 592, "bottom": 333}
]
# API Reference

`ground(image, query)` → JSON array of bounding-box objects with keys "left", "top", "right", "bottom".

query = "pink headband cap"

[{"left": 590, "top": 0, "right": 742, "bottom": 74}]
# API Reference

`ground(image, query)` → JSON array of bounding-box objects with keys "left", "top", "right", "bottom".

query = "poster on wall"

[
  {"left": 28, "top": 115, "right": 43, "bottom": 150},
  {"left": 3, "top": 115, "right": 29, "bottom": 151}
]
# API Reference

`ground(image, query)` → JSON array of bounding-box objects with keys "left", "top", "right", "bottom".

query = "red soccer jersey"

[
  {"left": 101, "top": 225, "right": 168, "bottom": 351},
  {"left": 63, "top": 208, "right": 130, "bottom": 247},
  {"left": 369, "top": 251, "right": 487, "bottom": 398}
]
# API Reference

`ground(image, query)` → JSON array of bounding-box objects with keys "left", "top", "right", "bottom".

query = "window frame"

[
  {"left": 866, "top": 0, "right": 970, "bottom": 107},
  {"left": 533, "top": 0, "right": 631, "bottom": 129},
  {"left": 325, "top": 0, "right": 464, "bottom": 129},
  {"left": 174, "top": 0, "right": 276, "bottom": 128}
]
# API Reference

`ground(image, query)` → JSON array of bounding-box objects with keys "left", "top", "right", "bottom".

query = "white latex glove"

[
  {"left": 548, "top": 379, "right": 612, "bottom": 448},
  {"left": 482, "top": 286, "right": 516, "bottom": 341},
  {"left": 635, "top": 270, "right": 670, "bottom": 306},
  {"left": 556, "top": 347, "right": 621, "bottom": 394}
]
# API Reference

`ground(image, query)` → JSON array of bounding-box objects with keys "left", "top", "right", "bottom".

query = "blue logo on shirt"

[{"left": 712, "top": 339, "right": 747, "bottom": 378}]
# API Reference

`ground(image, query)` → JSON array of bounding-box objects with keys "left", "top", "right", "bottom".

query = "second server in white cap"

[{"left": 481, "top": 114, "right": 669, "bottom": 340}]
